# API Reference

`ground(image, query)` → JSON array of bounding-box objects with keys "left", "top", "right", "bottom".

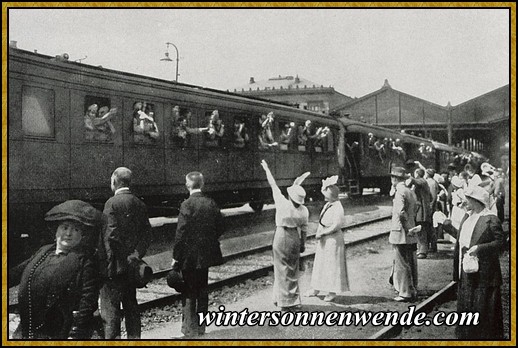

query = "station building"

[{"left": 229, "top": 75, "right": 353, "bottom": 114}]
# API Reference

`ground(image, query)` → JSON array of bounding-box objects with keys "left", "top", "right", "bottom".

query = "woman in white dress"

[
  {"left": 306, "top": 176, "right": 349, "bottom": 302},
  {"left": 260, "top": 160, "right": 309, "bottom": 310}
]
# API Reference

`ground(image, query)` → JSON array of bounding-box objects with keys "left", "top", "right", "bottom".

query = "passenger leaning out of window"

[
  {"left": 204, "top": 110, "right": 225, "bottom": 146},
  {"left": 233, "top": 119, "right": 249, "bottom": 148},
  {"left": 279, "top": 122, "right": 296, "bottom": 145},
  {"left": 84, "top": 103, "right": 118, "bottom": 141},
  {"left": 133, "top": 101, "right": 159, "bottom": 142},
  {"left": 258, "top": 112, "right": 278, "bottom": 148}
]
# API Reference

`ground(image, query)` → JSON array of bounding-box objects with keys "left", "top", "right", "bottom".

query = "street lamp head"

[
  {"left": 160, "top": 52, "right": 173, "bottom": 62},
  {"left": 161, "top": 42, "right": 179, "bottom": 82}
]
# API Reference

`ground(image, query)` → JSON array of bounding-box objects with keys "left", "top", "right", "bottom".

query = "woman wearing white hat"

[
  {"left": 443, "top": 186, "right": 504, "bottom": 339},
  {"left": 260, "top": 160, "right": 310, "bottom": 310},
  {"left": 306, "top": 176, "right": 349, "bottom": 302}
]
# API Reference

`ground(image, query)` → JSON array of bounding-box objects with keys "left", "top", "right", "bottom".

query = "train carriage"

[
  {"left": 8, "top": 47, "right": 340, "bottom": 250},
  {"left": 8, "top": 46, "right": 477, "bottom": 262}
]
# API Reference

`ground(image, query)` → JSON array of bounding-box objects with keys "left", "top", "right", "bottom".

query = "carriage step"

[{"left": 348, "top": 180, "right": 361, "bottom": 195}]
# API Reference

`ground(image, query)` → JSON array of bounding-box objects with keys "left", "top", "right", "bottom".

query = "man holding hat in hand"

[
  {"left": 171, "top": 171, "right": 224, "bottom": 338},
  {"left": 389, "top": 167, "right": 419, "bottom": 302},
  {"left": 98, "top": 167, "right": 151, "bottom": 339}
]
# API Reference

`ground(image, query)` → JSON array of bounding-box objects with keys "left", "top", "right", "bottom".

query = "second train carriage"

[{"left": 8, "top": 46, "right": 476, "bottom": 261}]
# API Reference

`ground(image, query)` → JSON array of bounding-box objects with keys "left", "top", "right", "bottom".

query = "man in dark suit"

[
  {"left": 98, "top": 167, "right": 151, "bottom": 339},
  {"left": 172, "top": 171, "right": 224, "bottom": 338},
  {"left": 409, "top": 164, "right": 433, "bottom": 259}
]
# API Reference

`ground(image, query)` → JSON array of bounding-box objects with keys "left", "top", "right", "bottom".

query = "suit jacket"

[
  {"left": 446, "top": 213, "right": 504, "bottom": 287},
  {"left": 389, "top": 182, "right": 418, "bottom": 245},
  {"left": 10, "top": 244, "right": 99, "bottom": 339},
  {"left": 173, "top": 192, "right": 224, "bottom": 270},
  {"left": 99, "top": 189, "right": 151, "bottom": 279},
  {"left": 411, "top": 177, "right": 432, "bottom": 222}
]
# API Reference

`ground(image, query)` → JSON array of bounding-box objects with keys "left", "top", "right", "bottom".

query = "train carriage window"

[
  {"left": 133, "top": 101, "right": 159, "bottom": 144},
  {"left": 22, "top": 86, "right": 55, "bottom": 138},
  {"left": 279, "top": 121, "right": 296, "bottom": 151},
  {"left": 203, "top": 109, "right": 225, "bottom": 148},
  {"left": 171, "top": 105, "right": 201, "bottom": 148},
  {"left": 312, "top": 123, "right": 330, "bottom": 153},
  {"left": 83, "top": 96, "right": 117, "bottom": 142},
  {"left": 232, "top": 116, "right": 250, "bottom": 149},
  {"left": 258, "top": 112, "right": 278, "bottom": 149},
  {"left": 297, "top": 121, "right": 310, "bottom": 151}
]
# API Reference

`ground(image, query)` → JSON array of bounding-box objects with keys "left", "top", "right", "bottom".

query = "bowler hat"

[
  {"left": 166, "top": 269, "right": 186, "bottom": 293},
  {"left": 45, "top": 200, "right": 102, "bottom": 227},
  {"left": 287, "top": 185, "right": 306, "bottom": 205},
  {"left": 464, "top": 186, "right": 490, "bottom": 208},
  {"left": 390, "top": 167, "right": 408, "bottom": 179},
  {"left": 130, "top": 259, "right": 153, "bottom": 288}
]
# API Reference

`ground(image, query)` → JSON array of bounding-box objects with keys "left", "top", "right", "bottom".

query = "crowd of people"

[
  {"left": 9, "top": 156, "right": 508, "bottom": 340},
  {"left": 387, "top": 159, "right": 508, "bottom": 340}
]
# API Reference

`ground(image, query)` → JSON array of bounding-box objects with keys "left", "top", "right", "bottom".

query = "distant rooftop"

[{"left": 230, "top": 75, "right": 334, "bottom": 93}]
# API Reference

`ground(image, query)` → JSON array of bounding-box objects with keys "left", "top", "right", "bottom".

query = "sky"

[{"left": 8, "top": 7, "right": 510, "bottom": 106}]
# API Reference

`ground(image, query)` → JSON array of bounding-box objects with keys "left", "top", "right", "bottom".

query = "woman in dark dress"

[
  {"left": 9, "top": 200, "right": 102, "bottom": 340},
  {"left": 443, "top": 186, "right": 504, "bottom": 339}
]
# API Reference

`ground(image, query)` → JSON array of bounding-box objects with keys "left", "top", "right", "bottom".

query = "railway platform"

[{"left": 141, "top": 238, "right": 462, "bottom": 340}]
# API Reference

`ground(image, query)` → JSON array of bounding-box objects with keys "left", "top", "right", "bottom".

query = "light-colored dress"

[
  {"left": 271, "top": 187, "right": 309, "bottom": 307},
  {"left": 310, "top": 200, "right": 350, "bottom": 294}
]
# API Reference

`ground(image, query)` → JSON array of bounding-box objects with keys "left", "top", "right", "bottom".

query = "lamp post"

[{"left": 160, "top": 42, "right": 179, "bottom": 83}]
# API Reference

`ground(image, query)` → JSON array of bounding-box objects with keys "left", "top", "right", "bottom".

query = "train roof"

[
  {"left": 337, "top": 117, "right": 467, "bottom": 153},
  {"left": 9, "top": 46, "right": 336, "bottom": 121}
]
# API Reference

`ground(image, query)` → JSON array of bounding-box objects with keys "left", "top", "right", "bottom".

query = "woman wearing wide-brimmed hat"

[
  {"left": 443, "top": 186, "right": 505, "bottom": 339},
  {"left": 260, "top": 160, "right": 309, "bottom": 310},
  {"left": 306, "top": 176, "right": 349, "bottom": 302},
  {"left": 9, "top": 200, "right": 102, "bottom": 340}
]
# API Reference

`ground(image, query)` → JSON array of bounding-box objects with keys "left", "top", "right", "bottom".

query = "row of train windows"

[{"left": 21, "top": 87, "right": 335, "bottom": 152}]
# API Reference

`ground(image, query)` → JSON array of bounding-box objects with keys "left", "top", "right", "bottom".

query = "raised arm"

[{"left": 260, "top": 160, "right": 280, "bottom": 194}]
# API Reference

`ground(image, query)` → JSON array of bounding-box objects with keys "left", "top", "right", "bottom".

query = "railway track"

[{"left": 138, "top": 217, "right": 392, "bottom": 311}]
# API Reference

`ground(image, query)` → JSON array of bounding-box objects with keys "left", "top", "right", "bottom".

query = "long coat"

[
  {"left": 445, "top": 212, "right": 505, "bottom": 339},
  {"left": 98, "top": 189, "right": 151, "bottom": 279},
  {"left": 9, "top": 244, "right": 99, "bottom": 339},
  {"left": 173, "top": 192, "right": 224, "bottom": 270},
  {"left": 389, "top": 182, "right": 418, "bottom": 245}
]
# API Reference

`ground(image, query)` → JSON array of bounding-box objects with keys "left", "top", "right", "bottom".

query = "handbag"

[{"left": 462, "top": 254, "right": 479, "bottom": 273}]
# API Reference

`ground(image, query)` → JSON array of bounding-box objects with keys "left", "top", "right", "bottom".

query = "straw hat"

[
  {"left": 450, "top": 176, "right": 464, "bottom": 189},
  {"left": 287, "top": 185, "right": 306, "bottom": 205},
  {"left": 464, "top": 186, "right": 490, "bottom": 207},
  {"left": 480, "top": 162, "right": 495, "bottom": 176}
]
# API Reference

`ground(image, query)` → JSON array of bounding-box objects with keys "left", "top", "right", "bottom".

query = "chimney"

[
  {"left": 249, "top": 77, "right": 255, "bottom": 84},
  {"left": 382, "top": 79, "right": 391, "bottom": 89},
  {"left": 9, "top": 40, "right": 17, "bottom": 48},
  {"left": 295, "top": 75, "right": 300, "bottom": 84}
]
